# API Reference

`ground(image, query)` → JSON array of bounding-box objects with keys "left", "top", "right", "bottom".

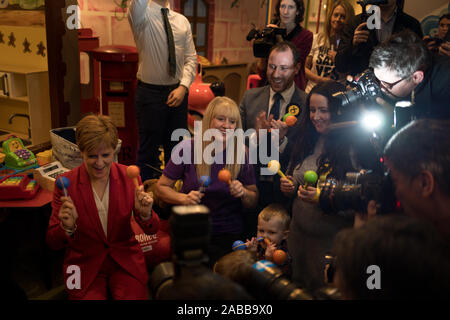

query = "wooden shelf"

[{"left": 0, "top": 95, "right": 29, "bottom": 103}]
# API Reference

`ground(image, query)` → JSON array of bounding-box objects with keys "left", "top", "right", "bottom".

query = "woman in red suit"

[{"left": 47, "top": 114, "right": 159, "bottom": 300}]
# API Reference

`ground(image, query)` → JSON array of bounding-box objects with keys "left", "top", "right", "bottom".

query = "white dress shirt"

[{"left": 128, "top": 0, "right": 197, "bottom": 88}]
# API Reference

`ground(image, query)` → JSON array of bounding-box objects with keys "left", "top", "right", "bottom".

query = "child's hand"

[
  {"left": 245, "top": 237, "right": 257, "bottom": 253},
  {"left": 264, "top": 241, "right": 277, "bottom": 261}
]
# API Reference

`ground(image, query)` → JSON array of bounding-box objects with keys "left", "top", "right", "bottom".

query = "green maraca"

[{"left": 304, "top": 170, "right": 318, "bottom": 188}]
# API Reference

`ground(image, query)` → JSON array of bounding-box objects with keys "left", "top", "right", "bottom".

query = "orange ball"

[
  {"left": 272, "top": 249, "right": 287, "bottom": 265},
  {"left": 285, "top": 115, "right": 297, "bottom": 127},
  {"left": 218, "top": 168, "right": 231, "bottom": 184},
  {"left": 126, "top": 165, "right": 140, "bottom": 179}
]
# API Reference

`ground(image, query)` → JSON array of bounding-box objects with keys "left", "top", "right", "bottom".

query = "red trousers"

[{"left": 68, "top": 255, "right": 148, "bottom": 300}]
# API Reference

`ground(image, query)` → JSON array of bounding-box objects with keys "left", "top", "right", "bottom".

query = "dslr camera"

[
  {"left": 319, "top": 170, "right": 398, "bottom": 215},
  {"left": 246, "top": 26, "right": 287, "bottom": 58},
  {"left": 332, "top": 69, "right": 382, "bottom": 109}
]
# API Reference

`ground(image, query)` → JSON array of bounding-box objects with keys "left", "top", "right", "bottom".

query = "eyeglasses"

[{"left": 378, "top": 74, "right": 411, "bottom": 90}]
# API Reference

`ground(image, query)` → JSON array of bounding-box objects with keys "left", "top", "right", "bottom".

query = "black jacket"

[
  {"left": 335, "top": 10, "right": 423, "bottom": 76},
  {"left": 413, "top": 55, "right": 450, "bottom": 119}
]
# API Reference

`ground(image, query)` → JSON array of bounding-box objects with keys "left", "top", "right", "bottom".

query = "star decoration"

[
  {"left": 37, "top": 41, "right": 46, "bottom": 57},
  {"left": 0, "top": 31, "right": 4, "bottom": 44},
  {"left": 23, "top": 38, "right": 32, "bottom": 53},
  {"left": 8, "top": 32, "right": 16, "bottom": 47}
]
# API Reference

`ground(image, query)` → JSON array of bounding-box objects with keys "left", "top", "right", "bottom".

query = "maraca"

[
  {"left": 267, "top": 160, "right": 292, "bottom": 184},
  {"left": 56, "top": 176, "right": 70, "bottom": 197},
  {"left": 232, "top": 240, "right": 247, "bottom": 251},
  {"left": 304, "top": 170, "right": 318, "bottom": 188},
  {"left": 126, "top": 165, "right": 141, "bottom": 188},
  {"left": 272, "top": 249, "right": 287, "bottom": 265},
  {"left": 199, "top": 175, "right": 211, "bottom": 192},
  {"left": 282, "top": 113, "right": 297, "bottom": 127},
  {"left": 218, "top": 168, "right": 231, "bottom": 185}
]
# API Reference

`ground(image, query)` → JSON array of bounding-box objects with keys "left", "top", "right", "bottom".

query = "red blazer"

[{"left": 47, "top": 162, "right": 160, "bottom": 299}]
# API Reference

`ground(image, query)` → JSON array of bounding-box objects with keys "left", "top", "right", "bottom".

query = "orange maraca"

[
  {"left": 272, "top": 249, "right": 287, "bottom": 265},
  {"left": 218, "top": 168, "right": 231, "bottom": 185},
  {"left": 126, "top": 165, "right": 140, "bottom": 188}
]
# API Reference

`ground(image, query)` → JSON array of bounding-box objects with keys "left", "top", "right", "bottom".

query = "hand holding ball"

[{"left": 303, "top": 170, "right": 318, "bottom": 188}]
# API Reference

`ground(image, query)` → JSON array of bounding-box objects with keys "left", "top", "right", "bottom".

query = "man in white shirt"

[{"left": 129, "top": 0, "right": 197, "bottom": 181}]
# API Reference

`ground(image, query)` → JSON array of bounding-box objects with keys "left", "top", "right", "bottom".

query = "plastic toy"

[
  {"left": 126, "top": 165, "right": 140, "bottom": 188},
  {"left": 304, "top": 170, "right": 318, "bottom": 188},
  {"left": 232, "top": 240, "right": 247, "bottom": 251},
  {"left": 56, "top": 176, "right": 70, "bottom": 197},
  {"left": 218, "top": 168, "right": 231, "bottom": 185},
  {"left": 267, "top": 160, "right": 292, "bottom": 184},
  {"left": 0, "top": 173, "right": 40, "bottom": 200},
  {"left": 272, "top": 249, "right": 287, "bottom": 265},
  {"left": 2, "top": 136, "right": 38, "bottom": 170},
  {"left": 199, "top": 175, "right": 211, "bottom": 192}
]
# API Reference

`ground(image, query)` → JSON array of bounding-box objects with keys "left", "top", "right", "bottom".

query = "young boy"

[{"left": 246, "top": 203, "right": 292, "bottom": 278}]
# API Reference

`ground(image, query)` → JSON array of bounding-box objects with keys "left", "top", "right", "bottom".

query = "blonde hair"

[
  {"left": 75, "top": 114, "right": 118, "bottom": 153},
  {"left": 322, "top": 0, "right": 355, "bottom": 47},
  {"left": 195, "top": 96, "right": 244, "bottom": 180},
  {"left": 259, "top": 203, "right": 291, "bottom": 231}
]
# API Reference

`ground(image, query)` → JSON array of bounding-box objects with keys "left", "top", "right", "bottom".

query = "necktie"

[
  {"left": 269, "top": 93, "right": 283, "bottom": 120},
  {"left": 161, "top": 8, "right": 176, "bottom": 77}
]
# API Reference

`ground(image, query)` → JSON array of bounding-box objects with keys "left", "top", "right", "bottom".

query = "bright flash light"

[{"left": 361, "top": 111, "right": 383, "bottom": 131}]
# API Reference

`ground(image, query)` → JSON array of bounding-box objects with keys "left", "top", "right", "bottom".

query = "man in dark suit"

[
  {"left": 239, "top": 41, "right": 307, "bottom": 232},
  {"left": 335, "top": 0, "right": 423, "bottom": 77}
]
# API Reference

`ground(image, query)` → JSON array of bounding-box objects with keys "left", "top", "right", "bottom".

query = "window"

[{"left": 181, "top": 0, "right": 210, "bottom": 58}]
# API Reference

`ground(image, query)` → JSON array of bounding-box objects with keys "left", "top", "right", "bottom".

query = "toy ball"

[
  {"left": 304, "top": 170, "right": 318, "bottom": 186},
  {"left": 199, "top": 175, "right": 211, "bottom": 187},
  {"left": 285, "top": 115, "right": 297, "bottom": 127},
  {"left": 256, "top": 236, "right": 265, "bottom": 243},
  {"left": 272, "top": 249, "right": 287, "bottom": 265},
  {"left": 267, "top": 160, "right": 280, "bottom": 174},
  {"left": 56, "top": 176, "right": 70, "bottom": 190},
  {"left": 282, "top": 113, "right": 293, "bottom": 122},
  {"left": 232, "top": 240, "right": 247, "bottom": 251},
  {"left": 126, "top": 165, "right": 140, "bottom": 179},
  {"left": 218, "top": 168, "right": 231, "bottom": 184}
]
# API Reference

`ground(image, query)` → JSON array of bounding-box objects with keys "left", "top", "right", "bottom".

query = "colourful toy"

[
  {"left": 232, "top": 240, "right": 247, "bottom": 251},
  {"left": 0, "top": 173, "right": 40, "bottom": 200},
  {"left": 199, "top": 175, "right": 211, "bottom": 192},
  {"left": 56, "top": 176, "right": 70, "bottom": 197},
  {"left": 126, "top": 165, "right": 140, "bottom": 188},
  {"left": 282, "top": 113, "right": 297, "bottom": 127},
  {"left": 2, "top": 136, "right": 38, "bottom": 170},
  {"left": 267, "top": 160, "right": 292, "bottom": 184},
  {"left": 304, "top": 170, "right": 318, "bottom": 188},
  {"left": 272, "top": 249, "right": 287, "bottom": 265},
  {"left": 218, "top": 168, "right": 231, "bottom": 185}
]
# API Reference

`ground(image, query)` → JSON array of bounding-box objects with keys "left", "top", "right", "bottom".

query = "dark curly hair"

[{"left": 274, "top": 0, "right": 305, "bottom": 24}]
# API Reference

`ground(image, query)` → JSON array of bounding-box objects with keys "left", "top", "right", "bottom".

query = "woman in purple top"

[{"left": 156, "top": 97, "right": 258, "bottom": 265}]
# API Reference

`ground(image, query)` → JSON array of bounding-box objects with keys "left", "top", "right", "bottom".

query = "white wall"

[{"left": 403, "top": 0, "right": 449, "bottom": 21}]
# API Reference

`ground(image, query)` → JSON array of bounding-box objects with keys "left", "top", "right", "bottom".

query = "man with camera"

[
  {"left": 424, "top": 13, "right": 450, "bottom": 57},
  {"left": 369, "top": 30, "right": 450, "bottom": 119},
  {"left": 335, "top": 0, "right": 422, "bottom": 77},
  {"left": 383, "top": 119, "right": 450, "bottom": 242}
]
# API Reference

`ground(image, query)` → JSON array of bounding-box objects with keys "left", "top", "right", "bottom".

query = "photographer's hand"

[
  {"left": 439, "top": 41, "right": 450, "bottom": 57},
  {"left": 352, "top": 22, "right": 369, "bottom": 46}
]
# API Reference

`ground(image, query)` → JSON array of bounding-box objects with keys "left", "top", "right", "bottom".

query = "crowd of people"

[{"left": 45, "top": 0, "right": 450, "bottom": 300}]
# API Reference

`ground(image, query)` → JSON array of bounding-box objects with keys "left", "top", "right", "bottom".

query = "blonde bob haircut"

[
  {"left": 76, "top": 114, "right": 118, "bottom": 153},
  {"left": 196, "top": 96, "right": 244, "bottom": 181}
]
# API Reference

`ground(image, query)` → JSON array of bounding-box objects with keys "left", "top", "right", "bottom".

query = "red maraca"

[
  {"left": 126, "top": 165, "right": 140, "bottom": 188},
  {"left": 218, "top": 168, "right": 231, "bottom": 185},
  {"left": 272, "top": 249, "right": 287, "bottom": 265}
]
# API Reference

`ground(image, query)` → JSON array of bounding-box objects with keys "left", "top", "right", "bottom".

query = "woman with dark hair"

[
  {"left": 268, "top": 0, "right": 313, "bottom": 90},
  {"left": 280, "top": 81, "right": 380, "bottom": 293}
]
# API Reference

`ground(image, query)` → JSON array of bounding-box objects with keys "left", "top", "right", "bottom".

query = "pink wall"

[{"left": 78, "top": 0, "right": 268, "bottom": 65}]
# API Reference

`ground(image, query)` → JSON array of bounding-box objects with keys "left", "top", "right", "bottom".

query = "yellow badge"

[{"left": 288, "top": 104, "right": 300, "bottom": 116}]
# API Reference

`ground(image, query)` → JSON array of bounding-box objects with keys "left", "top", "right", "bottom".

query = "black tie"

[
  {"left": 269, "top": 93, "right": 283, "bottom": 120},
  {"left": 161, "top": 8, "right": 176, "bottom": 77}
]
